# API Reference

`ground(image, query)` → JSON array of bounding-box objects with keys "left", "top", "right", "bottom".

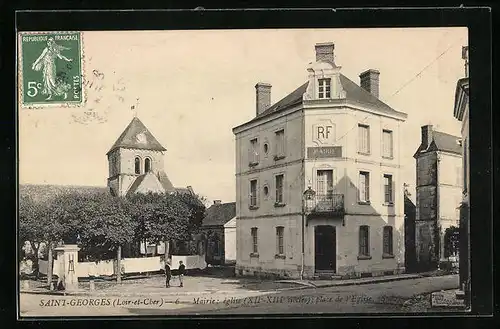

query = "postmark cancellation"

[{"left": 18, "top": 31, "right": 85, "bottom": 108}]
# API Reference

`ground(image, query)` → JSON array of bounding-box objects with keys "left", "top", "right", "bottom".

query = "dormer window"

[{"left": 318, "top": 78, "right": 331, "bottom": 99}]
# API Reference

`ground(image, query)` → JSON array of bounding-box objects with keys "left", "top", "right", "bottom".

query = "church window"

[
  {"left": 145, "top": 158, "right": 152, "bottom": 173},
  {"left": 135, "top": 157, "right": 141, "bottom": 174}
]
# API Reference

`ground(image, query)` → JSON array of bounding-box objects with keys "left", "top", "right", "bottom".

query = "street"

[{"left": 19, "top": 275, "right": 461, "bottom": 317}]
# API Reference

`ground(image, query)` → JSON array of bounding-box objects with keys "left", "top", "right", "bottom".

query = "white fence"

[{"left": 36, "top": 254, "right": 206, "bottom": 278}]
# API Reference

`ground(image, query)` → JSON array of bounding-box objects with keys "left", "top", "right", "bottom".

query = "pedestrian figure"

[
  {"left": 165, "top": 260, "right": 172, "bottom": 288},
  {"left": 178, "top": 261, "right": 186, "bottom": 287}
]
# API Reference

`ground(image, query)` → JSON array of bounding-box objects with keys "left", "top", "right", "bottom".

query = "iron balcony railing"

[{"left": 309, "top": 193, "right": 345, "bottom": 215}]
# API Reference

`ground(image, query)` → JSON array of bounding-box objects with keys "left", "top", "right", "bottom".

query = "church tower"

[{"left": 106, "top": 117, "right": 175, "bottom": 197}]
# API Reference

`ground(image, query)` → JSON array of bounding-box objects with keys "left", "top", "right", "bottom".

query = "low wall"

[
  {"left": 171, "top": 255, "right": 207, "bottom": 270},
  {"left": 36, "top": 254, "right": 207, "bottom": 278}
]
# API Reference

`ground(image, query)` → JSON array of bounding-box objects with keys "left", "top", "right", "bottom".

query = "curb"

[{"left": 308, "top": 275, "right": 421, "bottom": 288}]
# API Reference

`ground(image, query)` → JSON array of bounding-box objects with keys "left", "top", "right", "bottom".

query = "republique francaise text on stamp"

[{"left": 18, "top": 31, "right": 84, "bottom": 108}]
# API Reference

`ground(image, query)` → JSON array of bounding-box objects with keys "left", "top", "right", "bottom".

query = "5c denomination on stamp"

[{"left": 19, "top": 31, "right": 84, "bottom": 108}]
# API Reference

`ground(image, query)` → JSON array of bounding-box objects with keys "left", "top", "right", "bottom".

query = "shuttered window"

[
  {"left": 358, "top": 124, "right": 370, "bottom": 154},
  {"left": 384, "top": 174, "right": 393, "bottom": 203},
  {"left": 251, "top": 227, "right": 258, "bottom": 253},
  {"left": 249, "top": 138, "right": 259, "bottom": 164},
  {"left": 276, "top": 226, "right": 284, "bottom": 255},
  {"left": 250, "top": 179, "right": 258, "bottom": 207},
  {"left": 359, "top": 226, "right": 370, "bottom": 256},
  {"left": 275, "top": 129, "right": 285, "bottom": 157},
  {"left": 275, "top": 174, "right": 284, "bottom": 204},
  {"left": 382, "top": 129, "right": 393, "bottom": 158},
  {"left": 359, "top": 171, "right": 370, "bottom": 202},
  {"left": 383, "top": 226, "right": 393, "bottom": 255}
]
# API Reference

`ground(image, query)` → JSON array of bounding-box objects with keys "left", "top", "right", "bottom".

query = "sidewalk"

[{"left": 278, "top": 273, "right": 421, "bottom": 288}]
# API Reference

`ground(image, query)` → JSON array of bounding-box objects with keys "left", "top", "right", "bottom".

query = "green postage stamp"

[{"left": 18, "top": 31, "right": 84, "bottom": 108}]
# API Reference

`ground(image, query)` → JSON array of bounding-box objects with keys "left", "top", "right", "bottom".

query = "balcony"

[{"left": 306, "top": 193, "right": 345, "bottom": 218}]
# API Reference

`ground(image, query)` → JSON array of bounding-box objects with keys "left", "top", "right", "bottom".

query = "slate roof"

[
  {"left": 414, "top": 130, "right": 462, "bottom": 157},
  {"left": 237, "top": 73, "right": 406, "bottom": 129},
  {"left": 431, "top": 131, "right": 462, "bottom": 155},
  {"left": 19, "top": 184, "right": 109, "bottom": 203},
  {"left": 202, "top": 202, "right": 236, "bottom": 227},
  {"left": 157, "top": 171, "right": 175, "bottom": 192},
  {"left": 107, "top": 117, "right": 167, "bottom": 155}
]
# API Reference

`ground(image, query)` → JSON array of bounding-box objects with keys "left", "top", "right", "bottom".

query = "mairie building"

[{"left": 232, "top": 42, "right": 408, "bottom": 279}]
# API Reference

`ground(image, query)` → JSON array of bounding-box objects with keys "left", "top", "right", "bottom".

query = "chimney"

[
  {"left": 315, "top": 42, "right": 335, "bottom": 63},
  {"left": 255, "top": 82, "right": 272, "bottom": 116},
  {"left": 359, "top": 69, "right": 380, "bottom": 99},
  {"left": 213, "top": 200, "right": 222, "bottom": 205},
  {"left": 421, "top": 125, "right": 434, "bottom": 149}
]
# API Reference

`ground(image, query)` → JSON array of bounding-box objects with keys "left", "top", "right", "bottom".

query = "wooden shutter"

[{"left": 359, "top": 172, "right": 365, "bottom": 201}]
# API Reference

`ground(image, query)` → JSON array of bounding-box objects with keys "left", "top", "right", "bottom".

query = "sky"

[{"left": 18, "top": 27, "right": 468, "bottom": 204}]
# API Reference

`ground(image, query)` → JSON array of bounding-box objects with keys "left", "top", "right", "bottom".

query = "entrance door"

[{"left": 314, "top": 225, "right": 336, "bottom": 272}]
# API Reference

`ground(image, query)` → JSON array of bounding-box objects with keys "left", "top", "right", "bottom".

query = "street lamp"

[{"left": 301, "top": 186, "right": 316, "bottom": 280}]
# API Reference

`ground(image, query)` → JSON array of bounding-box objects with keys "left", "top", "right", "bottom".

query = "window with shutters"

[
  {"left": 276, "top": 226, "right": 284, "bottom": 255},
  {"left": 275, "top": 174, "right": 285, "bottom": 205},
  {"left": 382, "top": 129, "right": 393, "bottom": 158},
  {"left": 249, "top": 179, "right": 258, "bottom": 208},
  {"left": 251, "top": 227, "right": 258, "bottom": 254},
  {"left": 249, "top": 138, "right": 259, "bottom": 166},
  {"left": 358, "top": 171, "right": 370, "bottom": 203},
  {"left": 384, "top": 174, "right": 393, "bottom": 204},
  {"left": 383, "top": 226, "right": 394, "bottom": 257},
  {"left": 274, "top": 129, "right": 285, "bottom": 160},
  {"left": 358, "top": 225, "right": 370, "bottom": 258},
  {"left": 358, "top": 124, "right": 370, "bottom": 154},
  {"left": 318, "top": 78, "right": 331, "bottom": 99},
  {"left": 316, "top": 170, "right": 334, "bottom": 197}
]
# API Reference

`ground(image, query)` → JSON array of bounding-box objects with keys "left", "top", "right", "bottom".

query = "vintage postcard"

[{"left": 18, "top": 27, "right": 471, "bottom": 317}]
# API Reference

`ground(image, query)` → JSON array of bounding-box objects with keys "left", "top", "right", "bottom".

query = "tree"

[
  {"left": 19, "top": 194, "right": 49, "bottom": 278},
  {"left": 128, "top": 193, "right": 192, "bottom": 247}
]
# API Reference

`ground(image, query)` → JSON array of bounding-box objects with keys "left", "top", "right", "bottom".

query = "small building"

[
  {"left": 232, "top": 42, "right": 407, "bottom": 279},
  {"left": 201, "top": 200, "right": 236, "bottom": 265},
  {"left": 413, "top": 125, "right": 462, "bottom": 271}
]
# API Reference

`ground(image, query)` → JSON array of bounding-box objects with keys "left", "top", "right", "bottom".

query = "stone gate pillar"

[{"left": 54, "top": 244, "right": 80, "bottom": 291}]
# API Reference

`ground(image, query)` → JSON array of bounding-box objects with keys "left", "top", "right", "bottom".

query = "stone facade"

[
  {"left": 414, "top": 125, "right": 462, "bottom": 270},
  {"left": 233, "top": 42, "right": 407, "bottom": 279}
]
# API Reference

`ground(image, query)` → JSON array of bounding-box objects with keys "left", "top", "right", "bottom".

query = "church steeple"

[{"left": 107, "top": 117, "right": 172, "bottom": 197}]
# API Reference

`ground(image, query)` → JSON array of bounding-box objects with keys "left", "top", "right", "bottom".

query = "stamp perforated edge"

[{"left": 17, "top": 31, "right": 86, "bottom": 110}]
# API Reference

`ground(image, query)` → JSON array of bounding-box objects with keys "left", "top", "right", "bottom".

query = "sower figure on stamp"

[
  {"left": 31, "top": 37, "right": 73, "bottom": 100},
  {"left": 165, "top": 260, "right": 171, "bottom": 288},
  {"left": 178, "top": 261, "right": 185, "bottom": 287}
]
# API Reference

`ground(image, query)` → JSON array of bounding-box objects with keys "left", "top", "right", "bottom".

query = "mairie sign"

[{"left": 307, "top": 146, "right": 342, "bottom": 159}]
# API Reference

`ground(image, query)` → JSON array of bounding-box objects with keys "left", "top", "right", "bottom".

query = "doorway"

[{"left": 314, "top": 225, "right": 336, "bottom": 272}]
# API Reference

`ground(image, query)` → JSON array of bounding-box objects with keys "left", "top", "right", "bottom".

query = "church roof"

[
  {"left": 19, "top": 184, "right": 109, "bottom": 203},
  {"left": 236, "top": 73, "right": 406, "bottom": 129},
  {"left": 107, "top": 117, "right": 167, "bottom": 155}
]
